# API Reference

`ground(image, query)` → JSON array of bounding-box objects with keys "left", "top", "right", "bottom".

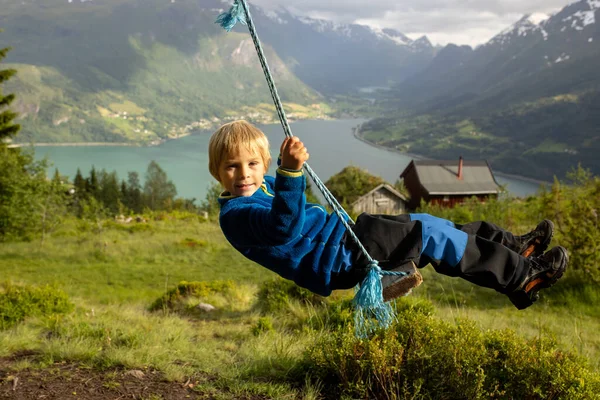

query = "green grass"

[
  {"left": 108, "top": 100, "right": 146, "bottom": 115},
  {"left": 1, "top": 216, "right": 599, "bottom": 397},
  {"left": 0, "top": 220, "right": 322, "bottom": 397},
  {"left": 0, "top": 218, "right": 272, "bottom": 304}
]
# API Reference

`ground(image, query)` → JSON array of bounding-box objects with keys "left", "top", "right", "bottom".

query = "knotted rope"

[{"left": 216, "top": 0, "right": 408, "bottom": 337}]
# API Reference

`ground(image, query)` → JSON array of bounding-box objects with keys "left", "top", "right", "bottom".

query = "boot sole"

[{"left": 382, "top": 261, "right": 423, "bottom": 302}]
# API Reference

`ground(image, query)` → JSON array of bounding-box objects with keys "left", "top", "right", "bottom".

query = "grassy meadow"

[{"left": 1, "top": 207, "right": 600, "bottom": 398}]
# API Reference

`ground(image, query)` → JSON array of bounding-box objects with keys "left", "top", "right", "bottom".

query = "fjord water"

[{"left": 33, "top": 119, "right": 542, "bottom": 201}]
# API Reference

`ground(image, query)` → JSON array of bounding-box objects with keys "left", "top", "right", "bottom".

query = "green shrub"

[
  {"left": 256, "top": 278, "right": 325, "bottom": 314},
  {"left": 0, "top": 282, "right": 73, "bottom": 329},
  {"left": 149, "top": 280, "right": 235, "bottom": 312},
  {"left": 251, "top": 317, "right": 274, "bottom": 336},
  {"left": 304, "top": 292, "right": 435, "bottom": 332},
  {"left": 301, "top": 300, "right": 600, "bottom": 399}
]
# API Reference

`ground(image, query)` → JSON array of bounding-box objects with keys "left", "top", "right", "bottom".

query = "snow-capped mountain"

[
  {"left": 246, "top": 7, "right": 436, "bottom": 93},
  {"left": 487, "top": 14, "right": 549, "bottom": 48},
  {"left": 260, "top": 9, "right": 431, "bottom": 50},
  {"left": 552, "top": 0, "right": 600, "bottom": 32},
  {"left": 389, "top": 0, "right": 600, "bottom": 111}
]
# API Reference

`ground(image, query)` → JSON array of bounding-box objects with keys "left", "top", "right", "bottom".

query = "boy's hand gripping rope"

[{"left": 216, "top": 0, "right": 408, "bottom": 338}]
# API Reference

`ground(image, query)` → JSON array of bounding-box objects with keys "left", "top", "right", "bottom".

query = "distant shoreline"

[
  {"left": 9, "top": 119, "right": 549, "bottom": 186},
  {"left": 493, "top": 171, "right": 548, "bottom": 186},
  {"left": 352, "top": 123, "right": 550, "bottom": 186}
]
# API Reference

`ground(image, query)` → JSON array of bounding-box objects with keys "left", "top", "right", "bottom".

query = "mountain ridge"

[{"left": 360, "top": 0, "right": 600, "bottom": 180}]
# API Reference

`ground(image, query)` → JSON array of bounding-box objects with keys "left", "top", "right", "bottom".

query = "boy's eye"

[{"left": 249, "top": 161, "right": 259, "bottom": 166}]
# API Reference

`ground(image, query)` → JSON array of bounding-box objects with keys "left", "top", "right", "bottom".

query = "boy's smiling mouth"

[{"left": 236, "top": 183, "right": 255, "bottom": 190}]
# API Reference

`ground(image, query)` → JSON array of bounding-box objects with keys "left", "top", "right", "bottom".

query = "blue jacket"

[{"left": 218, "top": 168, "right": 353, "bottom": 296}]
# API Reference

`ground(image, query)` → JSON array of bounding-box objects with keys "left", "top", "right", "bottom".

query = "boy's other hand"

[{"left": 280, "top": 136, "right": 309, "bottom": 171}]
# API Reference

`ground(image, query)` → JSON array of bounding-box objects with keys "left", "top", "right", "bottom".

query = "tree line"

[{"left": 68, "top": 161, "right": 191, "bottom": 217}]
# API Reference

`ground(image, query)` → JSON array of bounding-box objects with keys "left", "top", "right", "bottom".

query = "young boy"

[{"left": 208, "top": 120, "right": 568, "bottom": 310}]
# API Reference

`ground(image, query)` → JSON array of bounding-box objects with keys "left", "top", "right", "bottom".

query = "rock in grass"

[
  {"left": 126, "top": 370, "right": 145, "bottom": 379},
  {"left": 197, "top": 303, "right": 216, "bottom": 312}
]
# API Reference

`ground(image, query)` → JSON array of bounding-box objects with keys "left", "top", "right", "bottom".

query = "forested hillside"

[{"left": 0, "top": 0, "right": 323, "bottom": 144}]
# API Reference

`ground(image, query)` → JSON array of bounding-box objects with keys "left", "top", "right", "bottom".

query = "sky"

[{"left": 249, "top": 0, "right": 578, "bottom": 46}]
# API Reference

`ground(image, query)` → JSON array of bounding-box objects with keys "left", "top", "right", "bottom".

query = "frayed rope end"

[
  {"left": 215, "top": 0, "right": 247, "bottom": 32},
  {"left": 353, "top": 262, "right": 396, "bottom": 339}
]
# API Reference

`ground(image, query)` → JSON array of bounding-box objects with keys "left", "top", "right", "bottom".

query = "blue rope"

[{"left": 216, "top": 0, "right": 408, "bottom": 337}]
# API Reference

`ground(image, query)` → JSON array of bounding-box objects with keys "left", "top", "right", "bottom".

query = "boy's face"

[{"left": 219, "top": 147, "right": 267, "bottom": 197}]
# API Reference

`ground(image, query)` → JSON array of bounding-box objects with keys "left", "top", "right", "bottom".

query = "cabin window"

[{"left": 443, "top": 196, "right": 450, "bottom": 202}]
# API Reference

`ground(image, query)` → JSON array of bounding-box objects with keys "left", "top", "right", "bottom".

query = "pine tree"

[
  {"left": 86, "top": 166, "right": 99, "bottom": 198},
  {"left": 126, "top": 171, "right": 143, "bottom": 213},
  {"left": 120, "top": 179, "right": 128, "bottom": 208},
  {"left": 143, "top": 161, "right": 177, "bottom": 211},
  {"left": 72, "top": 168, "right": 87, "bottom": 217},
  {"left": 73, "top": 168, "right": 86, "bottom": 197},
  {"left": 98, "top": 169, "right": 121, "bottom": 215},
  {"left": 0, "top": 43, "right": 20, "bottom": 143}
]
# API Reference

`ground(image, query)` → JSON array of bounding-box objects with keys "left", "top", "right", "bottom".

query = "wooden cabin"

[
  {"left": 352, "top": 183, "right": 408, "bottom": 215},
  {"left": 400, "top": 157, "right": 501, "bottom": 209}
]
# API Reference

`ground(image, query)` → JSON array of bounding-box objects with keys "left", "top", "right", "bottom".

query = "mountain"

[
  {"left": 0, "top": 0, "right": 436, "bottom": 144},
  {"left": 361, "top": 0, "right": 600, "bottom": 180},
  {"left": 0, "top": 0, "right": 326, "bottom": 144},
  {"left": 389, "top": 0, "right": 600, "bottom": 109},
  {"left": 248, "top": 8, "right": 436, "bottom": 93}
]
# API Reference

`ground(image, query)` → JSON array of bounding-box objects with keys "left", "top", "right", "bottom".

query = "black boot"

[
  {"left": 513, "top": 220, "right": 554, "bottom": 258},
  {"left": 508, "top": 246, "right": 568, "bottom": 310}
]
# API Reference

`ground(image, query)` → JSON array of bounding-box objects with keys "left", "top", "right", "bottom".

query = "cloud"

[{"left": 249, "top": 0, "right": 575, "bottom": 45}]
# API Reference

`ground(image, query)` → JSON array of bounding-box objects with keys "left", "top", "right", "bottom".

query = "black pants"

[{"left": 338, "top": 213, "right": 529, "bottom": 295}]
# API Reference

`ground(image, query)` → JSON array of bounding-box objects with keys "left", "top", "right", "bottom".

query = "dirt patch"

[
  {"left": 0, "top": 352, "right": 278, "bottom": 400},
  {"left": 0, "top": 362, "right": 207, "bottom": 399}
]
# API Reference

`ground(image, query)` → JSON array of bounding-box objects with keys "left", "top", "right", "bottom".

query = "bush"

[
  {"left": 149, "top": 280, "right": 235, "bottom": 312},
  {"left": 301, "top": 300, "right": 600, "bottom": 399},
  {"left": 251, "top": 316, "right": 274, "bottom": 336},
  {"left": 255, "top": 278, "right": 326, "bottom": 314},
  {"left": 305, "top": 298, "right": 354, "bottom": 331},
  {"left": 0, "top": 282, "right": 73, "bottom": 329}
]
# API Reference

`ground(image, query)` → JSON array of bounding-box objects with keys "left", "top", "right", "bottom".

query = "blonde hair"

[{"left": 208, "top": 120, "right": 271, "bottom": 182}]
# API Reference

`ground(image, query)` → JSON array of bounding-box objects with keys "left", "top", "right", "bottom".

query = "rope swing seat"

[{"left": 216, "top": 0, "right": 422, "bottom": 338}]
